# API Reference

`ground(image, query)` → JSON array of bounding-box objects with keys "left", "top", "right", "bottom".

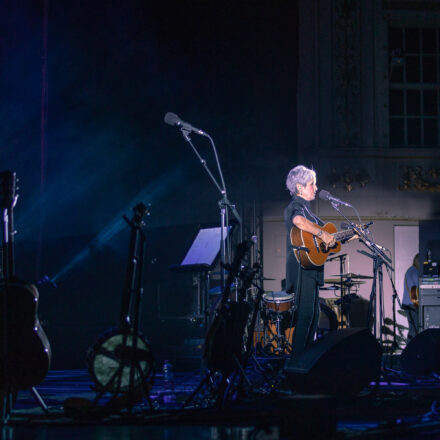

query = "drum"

[
  {"left": 263, "top": 291, "right": 294, "bottom": 313},
  {"left": 317, "top": 301, "right": 338, "bottom": 337}
]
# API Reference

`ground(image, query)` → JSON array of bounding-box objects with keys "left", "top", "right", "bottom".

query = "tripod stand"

[
  {"left": 87, "top": 203, "right": 155, "bottom": 413},
  {"left": 184, "top": 241, "right": 253, "bottom": 409}
]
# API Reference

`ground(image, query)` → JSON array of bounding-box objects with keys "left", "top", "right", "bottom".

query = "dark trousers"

[
  {"left": 406, "top": 307, "right": 419, "bottom": 340},
  {"left": 290, "top": 268, "right": 320, "bottom": 358}
]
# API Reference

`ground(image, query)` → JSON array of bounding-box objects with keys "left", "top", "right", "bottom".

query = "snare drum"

[{"left": 263, "top": 291, "right": 294, "bottom": 313}]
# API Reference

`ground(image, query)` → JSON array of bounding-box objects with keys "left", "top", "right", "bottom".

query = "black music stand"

[{"left": 169, "top": 225, "right": 232, "bottom": 328}]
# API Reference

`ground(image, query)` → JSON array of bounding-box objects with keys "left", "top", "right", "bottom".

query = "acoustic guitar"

[
  {"left": 290, "top": 222, "right": 367, "bottom": 268},
  {"left": 203, "top": 240, "right": 251, "bottom": 373},
  {"left": 0, "top": 171, "right": 51, "bottom": 393}
]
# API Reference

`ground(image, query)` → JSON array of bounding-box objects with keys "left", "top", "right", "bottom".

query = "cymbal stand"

[
  {"left": 385, "top": 261, "right": 416, "bottom": 352},
  {"left": 329, "top": 201, "right": 392, "bottom": 346},
  {"left": 327, "top": 253, "right": 347, "bottom": 327},
  {"left": 356, "top": 245, "right": 392, "bottom": 350}
]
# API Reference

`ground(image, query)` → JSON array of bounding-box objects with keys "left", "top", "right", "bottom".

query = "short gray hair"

[{"left": 286, "top": 165, "right": 316, "bottom": 196}]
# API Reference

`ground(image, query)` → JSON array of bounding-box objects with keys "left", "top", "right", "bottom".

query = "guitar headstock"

[
  {"left": 0, "top": 171, "right": 17, "bottom": 211},
  {"left": 131, "top": 202, "right": 150, "bottom": 228}
]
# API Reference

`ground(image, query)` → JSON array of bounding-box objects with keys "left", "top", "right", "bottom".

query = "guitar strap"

[{"left": 303, "top": 202, "right": 324, "bottom": 226}]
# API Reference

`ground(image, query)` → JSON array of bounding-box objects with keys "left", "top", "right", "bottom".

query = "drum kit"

[{"left": 256, "top": 272, "right": 373, "bottom": 355}]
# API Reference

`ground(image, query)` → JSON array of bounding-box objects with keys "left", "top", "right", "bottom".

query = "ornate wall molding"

[
  {"left": 399, "top": 166, "right": 440, "bottom": 192},
  {"left": 326, "top": 166, "right": 370, "bottom": 192},
  {"left": 333, "top": 0, "right": 361, "bottom": 147}
]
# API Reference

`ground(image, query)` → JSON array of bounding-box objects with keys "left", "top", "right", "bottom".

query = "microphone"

[
  {"left": 164, "top": 112, "right": 207, "bottom": 136},
  {"left": 363, "top": 239, "right": 388, "bottom": 252},
  {"left": 319, "top": 190, "right": 351, "bottom": 207}
]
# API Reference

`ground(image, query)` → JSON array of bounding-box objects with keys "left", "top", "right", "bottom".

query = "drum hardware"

[
  {"left": 261, "top": 291, "right": 294, "bottom": 355},
  {"left": 331, "top": 273, "right": 374, "bottom": 280},
  {"left": 334, "top": 293, "right": 359, "bottom": 327},
  {"left": 317, "top": 300, "right": 338, "bottom": 337},
  {"left": 323, "top": 278, "right": 364, "bottom": 328},
  {"left": 324, "top": 279, "right": 366, "bottom": 286},
  {"left": 86, "top": 203, "right": 155, "bottom": 414}
]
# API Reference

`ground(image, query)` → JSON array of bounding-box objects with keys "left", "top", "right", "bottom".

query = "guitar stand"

[
  {"left": 87, "top": 204, "right": 155, "bottom": 416},
  {"left": 90, "top": 340, "right": 155, "bottom": 414},
  {"left": 31, "top": 386, "right": 49, "bottom": 415}
]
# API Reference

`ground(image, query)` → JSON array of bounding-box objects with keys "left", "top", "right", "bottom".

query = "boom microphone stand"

[
  {"left": 329, "top": 201, "right": 392, "bottom": 346},
  {"left": 166, "top": 115, "right": 242, "bottom": 292}
]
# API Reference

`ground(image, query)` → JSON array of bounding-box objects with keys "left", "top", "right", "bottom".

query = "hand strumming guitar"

[
  {"left": 320, "top": 230, "right": 336, "bottom": 248},
  {"left": 293, "top": 215, "right": 336, "bottom": 248}
]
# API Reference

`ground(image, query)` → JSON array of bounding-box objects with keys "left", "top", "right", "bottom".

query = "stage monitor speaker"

[
  {"left": 284, "top": 328, "right": 382, "bottom": 396},
  {"left": 400, "top": 329, "right": 440, "bottom": 376}
]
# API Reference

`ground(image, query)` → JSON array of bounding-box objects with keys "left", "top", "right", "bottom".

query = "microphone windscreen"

[
  {"left": 164, "top": 112, "right": 179, "bottom": 126},
  {"left": 319, "top": 190, "right": 330, "bottom": 200}
]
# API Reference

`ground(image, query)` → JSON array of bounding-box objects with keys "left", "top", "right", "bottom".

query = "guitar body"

[
  {"left": 0, "top": 279, "right": 51, "bottom": 390},
  {"left": 410, "top": 285, "right": 419, "bottom": 308},
  {"left": 203, "top": 240, "right": 252, "bottom": 373},
  {"left": 204, "top": 302, "right": 251, "bottom": 372},
  {"left": 0, "top": 172, "right": 51, "bottom": 397},
  {"left": 290, "top": 222, "right": 342, "bottom": 268}
]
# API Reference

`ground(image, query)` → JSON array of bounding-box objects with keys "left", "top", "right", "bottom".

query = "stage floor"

[{"left": 6, "top": 360, "right": 440, "bottom": 439}]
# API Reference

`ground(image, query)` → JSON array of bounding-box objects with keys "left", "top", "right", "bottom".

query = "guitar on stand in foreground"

[
  {"left": 0, "top": 171, "right": 51, "bottom": 422},
  {"left": 185, "top": 240, "right": 254, "bottom": 408}
]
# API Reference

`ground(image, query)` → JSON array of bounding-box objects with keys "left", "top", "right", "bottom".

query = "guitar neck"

[{"left": 332, "top": 229, "right": 355, "bottom": 242}]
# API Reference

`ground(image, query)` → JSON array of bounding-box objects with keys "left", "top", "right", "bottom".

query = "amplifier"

[{"left": 419, "top": 278, "right": 440, "bottom": 330}]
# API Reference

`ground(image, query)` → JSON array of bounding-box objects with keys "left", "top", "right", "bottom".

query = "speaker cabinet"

[
  {"left": 284, "top": 328, "right": 382, "bottom": 396},
  {"left": 400, "top": 329, "right": 440, "bottom": 376},
  {"left": 420, "top": 286, "right": 440, "bottom": 331}
]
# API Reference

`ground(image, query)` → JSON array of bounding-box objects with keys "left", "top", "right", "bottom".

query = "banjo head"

[{"left": 87, "top": 329, "right": 154, "bottom": 393}]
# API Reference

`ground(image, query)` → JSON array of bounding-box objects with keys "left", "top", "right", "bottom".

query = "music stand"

[{"left": 169, "top": 226, "right": 232, "bottom": 328}]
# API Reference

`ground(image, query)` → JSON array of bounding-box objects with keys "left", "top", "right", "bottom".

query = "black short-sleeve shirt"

[{"left": 284, "top": 194, "right": 324, "bottom": 293}]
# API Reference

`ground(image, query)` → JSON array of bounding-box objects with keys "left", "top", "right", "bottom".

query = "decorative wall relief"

[
  {"left": 399, "top": 166, "right": 440, "bottom": 192},
  {"left": 333, "top": 0, "right": 361, "bottom": 147},
  {"left": 326, "top": 167, "right": 370, "bottom": 192}
]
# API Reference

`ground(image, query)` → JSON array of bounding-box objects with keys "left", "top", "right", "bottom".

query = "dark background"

[{"left": 0, "top": 0, "right": 298, "bottom": 367}]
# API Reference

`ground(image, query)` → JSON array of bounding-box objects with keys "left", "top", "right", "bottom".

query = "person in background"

[{"left": 402, "top": 253, "right": 419, "bottom": 340}]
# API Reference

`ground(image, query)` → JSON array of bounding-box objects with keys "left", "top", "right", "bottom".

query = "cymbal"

[
  {"left": 320, "top": 285, "right": 339, "bottom": 291},
  {"left": 324, "top": 278, "right": 366, "bottom": 285},
  {"left": 331, "top": 273, "right": 373, "bottom": 280}
]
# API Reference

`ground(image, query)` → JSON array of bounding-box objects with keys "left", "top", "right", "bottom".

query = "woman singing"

[{"left": 284, "top": 165, "right": 335, "bottom": 358}]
